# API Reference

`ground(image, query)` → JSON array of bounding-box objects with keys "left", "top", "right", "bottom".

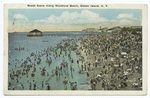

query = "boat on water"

[
  {"left": 42, "top": 40, "right": 48, "bottom": 42},
  {"left": 15, "top": 46, "right": 24, "bottom": 50}
]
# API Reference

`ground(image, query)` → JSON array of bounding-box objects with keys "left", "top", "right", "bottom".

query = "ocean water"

[{"left": 8, "top": 32, "right": 100, "bottom": 90}]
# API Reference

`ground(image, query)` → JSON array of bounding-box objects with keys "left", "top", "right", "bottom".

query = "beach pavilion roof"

[{"left": 29, "top": 29, "right": 42, "bottom": 33}]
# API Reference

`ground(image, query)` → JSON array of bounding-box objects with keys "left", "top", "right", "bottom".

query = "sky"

[{"left": 8, "top": 9, "right": 142, "bottom": 32}]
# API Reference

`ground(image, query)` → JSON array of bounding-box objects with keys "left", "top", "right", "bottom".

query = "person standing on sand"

[
  {"left": 95, "top": 60, "right": 98, "bottom": 67},
  {"left": 102, "top": 80, "right": 105, "bottom": 90},
  {"left": 93, "top": 82, "right": 96, "bottom": 90},
  {"left": 74, "top": 82, "right": 77, "bottom": 90},
  {"left": 90, "top": 79, "right": 93, "bottom": 90},
  {"left": 88, "top": 63, "right": 91, "bottom": 67},
  {"left": 88, "top": 67, "right": 90, "bottom": 71}
]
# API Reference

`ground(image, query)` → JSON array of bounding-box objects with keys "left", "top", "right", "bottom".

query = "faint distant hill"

[{"left": 82, "top": 28, "right": 99, "bottom": 32}]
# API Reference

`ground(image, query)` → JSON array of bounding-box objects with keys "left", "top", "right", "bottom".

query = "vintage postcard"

[{"left": 3, "top": 4, "right": 147, "bottom": 95}]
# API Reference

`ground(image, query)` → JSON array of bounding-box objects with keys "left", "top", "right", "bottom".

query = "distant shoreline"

[{"left": 8, "top": 31, "right": 83, "bottom": 33}]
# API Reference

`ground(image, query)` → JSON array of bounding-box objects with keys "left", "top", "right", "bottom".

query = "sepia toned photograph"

[{"left": 3, "top": 4, "right": 147, "bottom": 95}]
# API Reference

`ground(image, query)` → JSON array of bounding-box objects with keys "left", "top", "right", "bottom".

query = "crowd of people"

[
  {"left": 8, "top": 38, "right": 85, "bottom": 90},
  {"left": 78, "top": 32, "right": 142, "bottom": 90},
  {"left": 8, "top": 31, "right": 142, "bottom": 90}
]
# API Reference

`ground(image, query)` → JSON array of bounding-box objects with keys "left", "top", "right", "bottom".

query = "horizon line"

[{"left": 8, "top": 31, "right": 83, "bottom": 33}]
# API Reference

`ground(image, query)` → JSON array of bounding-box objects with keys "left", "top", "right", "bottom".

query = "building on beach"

[
  {"left": 130, "top": 26, "right": 142, "bottom": 35},
  {"left": 98, "top": 27, "right": 108, "bottom": 32},
  {"left": 136, "top": 31, "right": 142, "bottom": 34},
  {"left": 98, "top": 26, "right": 121, "bottom": 33},
  {"left": 107, "top": 26, "right": 121, "bottom": 33},
  {"left": 131, "top": 26, "right": 142, "bottom": 30},
  {"left": 27, "top": 29, "right": 43, "bottom": 37}
]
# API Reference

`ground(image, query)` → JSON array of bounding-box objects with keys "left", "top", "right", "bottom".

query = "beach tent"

[
  {"left": 121, "top": 52, "right": 127, "bottom": 55},
  {"left": 121, "top": 52, "right": 127, "bottom": 58},
  {"left": 114, "top": 64, "right": 119, "bottom": 68}
]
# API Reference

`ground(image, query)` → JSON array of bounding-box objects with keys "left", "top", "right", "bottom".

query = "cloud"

[
  {"left": 13, "top": 14, "right": 28, "bottom": 21},
  {"left": 9, "top": 11, "right": 142, "bottom": 32},
  {"left": 35, "top": 10, "right": 110, "bottom": 24},
  {"left": 34, "top": 10, "right": 141, "bottom": 28},
  {"left": 119, "top": 19, "right": 131, "bottom": 25},
  {"left": 117, "top": 14, "right": 133, "bottom": 19},
  {"left": 118, "top": 18, "right": 141, "bottom": 27}
]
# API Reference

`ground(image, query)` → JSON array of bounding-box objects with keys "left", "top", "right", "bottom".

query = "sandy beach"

[{"left": 78, "top": 32, "right": 142, "bottom": 90}]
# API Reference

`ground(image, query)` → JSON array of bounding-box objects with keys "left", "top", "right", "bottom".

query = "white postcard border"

[{"left": 3, "top": 4, "right": 148, "bottom": 95}]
